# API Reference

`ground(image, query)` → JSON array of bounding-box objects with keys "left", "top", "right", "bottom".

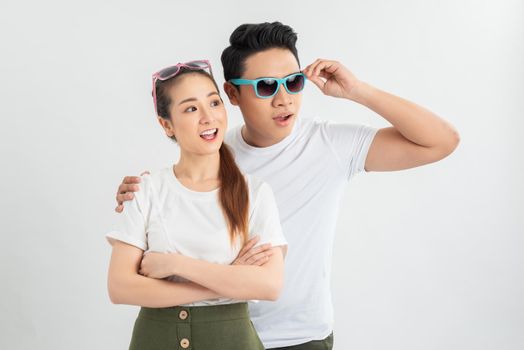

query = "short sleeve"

[
  {"left": 321, "top": 121, "right": 378, "bottom": 180},
  {"left": 105, "top": 176, "right": 151, "bottom": 251},
  {"left": 249, "top": 182, "right": 287, "bottom": 249}
]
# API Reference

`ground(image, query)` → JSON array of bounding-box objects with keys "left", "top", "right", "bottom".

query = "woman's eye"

[
  {"left": 184, "top": 106, "right": 197, "bottom": 113},
  {"left": 211, "top": 99, "right": 221, "bottom": 107}
]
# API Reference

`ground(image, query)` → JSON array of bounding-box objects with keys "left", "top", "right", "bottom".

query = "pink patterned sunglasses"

[{"left": 152, "top": 60, "right": 213, "bottom": 115}]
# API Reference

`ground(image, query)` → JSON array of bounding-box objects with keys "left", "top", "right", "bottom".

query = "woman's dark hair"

[
  {"left": 221, "top": 21, "right": 300, "bottom": 82},
  {"left": 154, "top": 69, "right": 249, "bottom": 246}
]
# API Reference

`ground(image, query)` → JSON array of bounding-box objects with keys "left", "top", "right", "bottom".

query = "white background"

[{"left": 1, "top": 0, "right": 523, "bottom": 349}]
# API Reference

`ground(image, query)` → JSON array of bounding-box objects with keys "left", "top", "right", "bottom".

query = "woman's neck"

[{"left": 174, "top": 150, "right": 220, "bottom": 191}]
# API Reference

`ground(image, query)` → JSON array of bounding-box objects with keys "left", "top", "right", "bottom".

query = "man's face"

[{"left": 225, "top": 48, "right": 302, "bottom": 147}]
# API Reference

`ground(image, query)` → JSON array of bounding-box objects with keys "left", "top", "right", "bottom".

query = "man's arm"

[
  {"left": 303, "top": 59, "right": 460, "bottom": 171},
  {"left": 352, "top": 83, "right": 460, "bottom": 171},
  {"left": 108, "top": 241, "right": 220, "bottom": 307}
]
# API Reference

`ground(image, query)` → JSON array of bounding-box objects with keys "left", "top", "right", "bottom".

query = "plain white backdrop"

[{"left": 1, "top": 0, "right": 523, "bottom": 349}]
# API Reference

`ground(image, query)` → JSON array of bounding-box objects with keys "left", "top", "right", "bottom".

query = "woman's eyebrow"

[
  {"left": 178, "top": 92, "right": 219, "bottom": 105},
  {"left": 178, "top": 97, "right": 196, "bottom": 105}
]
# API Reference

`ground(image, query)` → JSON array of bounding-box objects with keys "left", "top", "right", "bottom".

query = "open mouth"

[
  {"left": 273, "top": 113, "right": 293, "bottom": 125},
  {"left": 199, "top": 128, "right": 218, "bottom": 141}
]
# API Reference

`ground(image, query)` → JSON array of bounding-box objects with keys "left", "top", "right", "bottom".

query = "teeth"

[{"left": 200, "top": 128, "right": 217, "bottom": 136}]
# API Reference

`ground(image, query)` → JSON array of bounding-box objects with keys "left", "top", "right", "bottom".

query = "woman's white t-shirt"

[{"left": 106, "top": 167, "right": 287, "bottom": 306}]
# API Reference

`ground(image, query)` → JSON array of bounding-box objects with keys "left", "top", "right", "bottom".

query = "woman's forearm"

[
  {"left": 108, "top": 241, "right": 220, "bottom": 307},
  {"left": 172, "top": 251, "right": 284, "bottom": 301},
  {"left": 108, "top": 273, "right": 220, "bottom": 308}
]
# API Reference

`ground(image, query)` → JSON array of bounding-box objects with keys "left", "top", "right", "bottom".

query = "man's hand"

[
  {"left": 232, "top": 235, "right": 273, "bottom": 266},
  {"left": 140, "top": 251, "right": 178, "bottom": 279},
  {"left": 115, "top": 172, "right": 149, "bottom": 213},
  {"left": 302, "top": 59, "right": 361, "bottom": 100}
]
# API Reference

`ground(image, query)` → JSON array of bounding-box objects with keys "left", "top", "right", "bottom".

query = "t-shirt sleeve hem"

[
  {"left": 353, "top": 126, "right": 379, "bottom": 177},
  {"left": 264, "top": 238, "right": 288, "bottom": 247},
  {"left": 106, "top": 231, "right": 147, "bottom": 251}
]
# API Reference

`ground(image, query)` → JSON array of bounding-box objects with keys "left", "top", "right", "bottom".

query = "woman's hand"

[
  {"left": 302, "top": 59, "right": 362, "bottom": 100},
  {"left": 232, "top": 235, "right": 273, "bottom": 266},
  {"left": 139, "top": 251, "right": 179, "bottom": 279}
]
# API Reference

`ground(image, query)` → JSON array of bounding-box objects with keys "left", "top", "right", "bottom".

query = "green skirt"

[{"left": 129, "top": 302, "right": 264, "bottom": 350}]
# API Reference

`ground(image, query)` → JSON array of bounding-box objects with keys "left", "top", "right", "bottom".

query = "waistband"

[{"left": 138, "top": 302, "right": 249, "bottom": 323}]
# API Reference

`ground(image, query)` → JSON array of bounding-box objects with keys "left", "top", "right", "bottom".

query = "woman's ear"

[
  {"left": 157, "top": 116, "right": 175, "bottom": 137},
  {"left": 223, "top": 82, "right": 240, "bottom": 106}
]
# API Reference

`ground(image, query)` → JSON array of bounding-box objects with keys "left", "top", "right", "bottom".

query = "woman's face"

[{"left": 159, "top": 73, "right": 227, "bottom": 156}]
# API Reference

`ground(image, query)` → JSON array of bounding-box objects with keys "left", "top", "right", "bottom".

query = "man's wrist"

[{"left": 346, "top": 80, "right": 374, "bottom": 104}]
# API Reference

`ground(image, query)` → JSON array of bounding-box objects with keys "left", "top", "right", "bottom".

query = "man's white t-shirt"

[
  {"left": 225, "top": 118, "right": 378, "bottom": 348},
  {"left": 106, "top": 168, "right": 288, "bottom": 306}
]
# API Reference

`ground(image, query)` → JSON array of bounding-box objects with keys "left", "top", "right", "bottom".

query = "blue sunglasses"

[{"left": 229, "top": 72, "right": 306, "bottom": 98}]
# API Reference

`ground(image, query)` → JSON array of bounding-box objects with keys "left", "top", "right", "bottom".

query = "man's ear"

[
  {"left": 157, "top": 116, "right": 175, "bottom": 137},
  {"left": 223, "top": 82, "right": 240, "bottom": 106}
]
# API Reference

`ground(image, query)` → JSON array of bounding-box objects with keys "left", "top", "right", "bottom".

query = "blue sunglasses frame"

[{"left": 229, "top": 72, "right": 306, "bottom": 98}]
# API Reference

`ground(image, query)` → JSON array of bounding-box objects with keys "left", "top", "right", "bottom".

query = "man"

[{"left": 115, "top": 22, "right": 459, "bottom": 349}]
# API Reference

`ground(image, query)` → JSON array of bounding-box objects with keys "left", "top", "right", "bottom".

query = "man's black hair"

[{"left": 221, "top": 21, "right": 300, "bottom": 82}]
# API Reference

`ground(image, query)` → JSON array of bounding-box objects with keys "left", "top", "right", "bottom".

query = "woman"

[{"left": 106, "top": 60, "right": 287, "bottom": 350}]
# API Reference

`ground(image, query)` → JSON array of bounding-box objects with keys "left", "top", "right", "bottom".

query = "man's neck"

[{"left": 241, "top": 125, "right": 289, "bottom": 148}]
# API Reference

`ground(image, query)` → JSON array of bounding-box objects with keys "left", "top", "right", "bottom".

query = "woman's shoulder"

[
  {"left": 143, "top": 167, "right": 171, "bottom": 182},
  {"left": 135, "top": 167, "right": 173, "bottom": 197}
]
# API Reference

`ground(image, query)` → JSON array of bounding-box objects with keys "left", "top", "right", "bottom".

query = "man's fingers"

[
  {"left": 118, "top": 184, "right": 140, "bottom": 195},
  {"left": 117, "top": 192, "right": 135, "bottom": 202},
  {"left": 313, "top": 60, "right": 339, "bottom": 77},
  {"left": 318, "top": 61, "right": 339, "bottom": 76},
  {"left": 319, "top": 70, "right": 331, "bottom": 79},
  {"left": 123, "top": 176, "right": 142, "bottom": 185},
  {"left": 305, "top": 59, "right": 339, "bottom": 79},
  {"left": 313, "top": 61, "right": 332, "bottom": 78},
  {"left": 312, "top": 61, "right": 326, "bottom": 77},
  {"left": 305, "top": 58, "right": 326, "bottom": 77},
  {"left": 303, "top": 60, "right": 319, "bottom": 76},
  {"left": 308, "top": 76, "right": 326, "bottom": 91}
]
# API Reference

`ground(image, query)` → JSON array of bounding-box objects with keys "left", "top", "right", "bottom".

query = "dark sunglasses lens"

[
  {"left": 285, "top": 74, "right": 305, "bottom": 93},
  {"left": 158, "top": 66, "right": 180, "bottom": 79},
  {"left": 257, "top": 79, "right": 278, "bottom": 96},
  {"left": 185, "top": 61, "right": 208, "bottom": 69}
]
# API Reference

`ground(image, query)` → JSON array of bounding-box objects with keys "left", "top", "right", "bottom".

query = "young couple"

[{"left": 107, "top": 22, "right": 459, "bottom": 350}]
